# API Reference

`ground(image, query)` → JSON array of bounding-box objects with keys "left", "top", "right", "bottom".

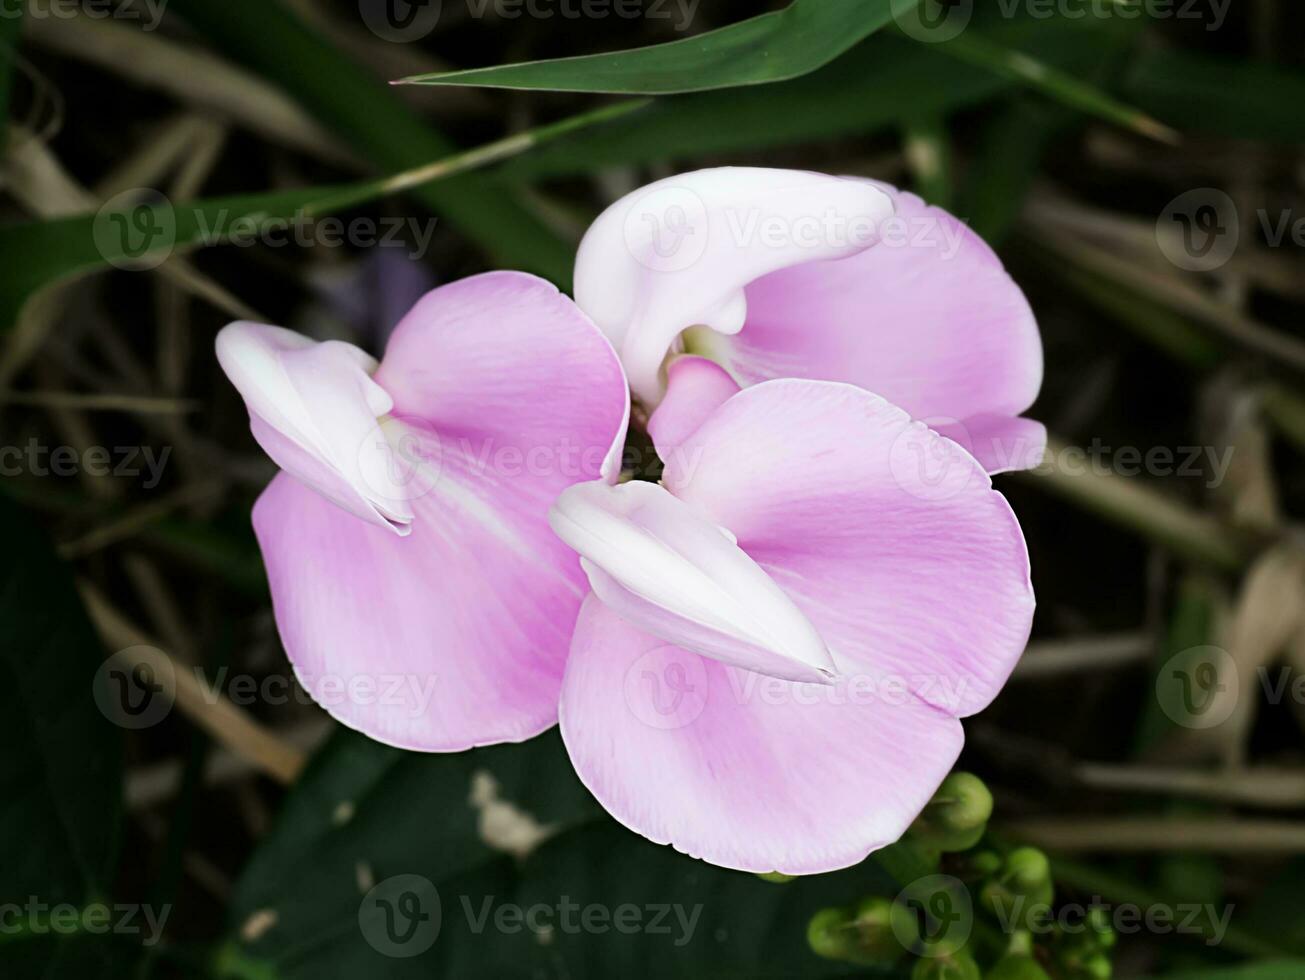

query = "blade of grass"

[
  {"left": 1124, "top": 47, "right": 1305, "bottom": 144},
  {"left": 499, "top": 16, "right": 1132, "bottom": 180},
  {"left": 0, "top": 99, "right": 648, "bottom": 328},
  {"left": 934, "top": 29, "right": 1178, "bottom": 143},
  {"left": 399, "top": 0, "right": 906, "bottom": 93}
]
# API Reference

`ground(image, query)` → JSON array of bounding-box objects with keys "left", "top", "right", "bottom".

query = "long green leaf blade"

[{"left": 400, "top": 0, "right": 908, "bottom": 93}]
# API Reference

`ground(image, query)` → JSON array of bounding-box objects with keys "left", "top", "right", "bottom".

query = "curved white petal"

[
  {"left": 549, "top": 480, "right": 835, "bottom": 683},
  {"left": 574, "top": 167, "right": 894, "bottom": 405},
  {"left": 216, "top": 322, "right": 417, "bottom": 534}
]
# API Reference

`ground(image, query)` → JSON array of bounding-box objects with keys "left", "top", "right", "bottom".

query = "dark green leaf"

[
  {"left": 0, "top": 495, "right": 126, "bottom": 977},
  {"left": 1124, "top": 49, "right": 1305, "bottom": 144},
  {"left": 224, "top": 729, "right": 904, "bottom": 979},
  {"left": 499, "top": 18, "right": 1131, "bottom": 180}
]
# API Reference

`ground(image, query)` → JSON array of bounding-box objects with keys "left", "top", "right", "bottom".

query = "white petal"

[
  {"left": 216, "top": 322, "right": 414, "bottom": 534},
  {"left": 574, "top": 167, "right": 894, "bottom": 404},
  {"left": 549, "top": 480, "right": 835, "bottom": 683}
]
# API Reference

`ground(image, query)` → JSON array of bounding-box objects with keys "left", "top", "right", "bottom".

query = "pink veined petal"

[
  {"left": 250, "top": 271, "right": 630, "bottom": 750},
  {"left": 725, "top": 184, "right": 1043, "bottom": 472},
  {"left": 574, "top": 167, "right": 894, "bottom": 405},
  {"left": 215, "top": 322, "right": 411, "bottom": 533},
  {"left": 935, "top": 414, "right": 1047, "bottom": 475},
  {"left": 559, "top": 596, "right": 964, "bottom": 875},
  {"left": 661, "top": 379, "right": 1035, "bottom": 718},
  {"left": 549, "top": 480, "right": 835, "bottom": 684},
  {"left": 645, "top": 355, "right": 741, "bottom": 465},
  {"left": 378, "top": 270, "right": 629, "bottom": 484}
]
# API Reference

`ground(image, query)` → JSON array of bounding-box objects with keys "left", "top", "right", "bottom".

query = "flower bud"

[
  {"left": 808, "top": 907, "right": 856, "bottom": 962},
  {"left": 980, "top": 848, "right": 1054, "bottom": 931},
  {"left": 853, "top": 897, "right": 916, "bottom": 961},
  {"left": 912, "top": 949, "right": 982, "bottom": 980},
  {"left": 808, "top": 898, "right": 914, "bottom": 966},
  {"left": 910, "top": 773, "right": 994, "bottom": 852},
  {"left": 986, "top": 953, "right": 1052, "bottom": 980}
]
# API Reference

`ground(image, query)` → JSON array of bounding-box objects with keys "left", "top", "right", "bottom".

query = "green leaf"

[
  {"left": 165, "top": 0, "right": 573, "bottom": 283},
  {"left": 0, "top": 495, "right": 126, "bottom": 977},
  {"left": 500, "top": 18, "right": 1124, "bottom": 180},
  {"left": 225, "top": 728, "right": 602, "bottom": 975},
  {"left": 400, "top": 0, "right": 907, "bottom": 93},
  {"left": 224, "top": 729, "right": 903, "bottom": 978},
  {"left": 956, "top": 96, "right": 1075, "bottom": 245},
  {"left": 1124, "top": 49, "right": 1305, "bottom": 144},
  {"left": 935, "top": 30, "right": 1175, "bottom": 143}
]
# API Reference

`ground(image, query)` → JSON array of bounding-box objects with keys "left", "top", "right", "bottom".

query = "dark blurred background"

[{"left": 1, "top": 1, "right": 1304, "bottom": 977}]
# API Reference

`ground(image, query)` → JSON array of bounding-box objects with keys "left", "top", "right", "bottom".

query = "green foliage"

[{"left": 0, "top": 495, "right": 125, "bottom": 977}]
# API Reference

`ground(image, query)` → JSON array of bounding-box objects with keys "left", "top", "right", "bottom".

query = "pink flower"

[
  {"left": 575, "top": 167, "right": 1045, "bottom": 474},
  {"left": 216, "top": 271, "right": 629, "bottom": 750},
  {"left": 550, "top": 357, "right": 1035, "bottom": 874}
]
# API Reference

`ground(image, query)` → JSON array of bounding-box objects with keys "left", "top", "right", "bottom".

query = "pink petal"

[
  {"left": 662, "top": 380, "right": 1035, "bottom": 718},
  {"left": 549, "top": 480, "right": 835, "bottom": 684},
  {"left": 729, "top": 185, "right": 1043, "bottom": 470},
  {"left": 935, "top": 414, "right": 1047, "bottom": 475},
  {"left": 251, "top": 271, "right": 629, "bottom": 750},
  {"left": 645, "top": 356, "right": 740, "bottom": 463},
  {"left": 560, "top": 596, "right": 964, "bottom": 874},
  {"left": 377, "top": 271, "right": 629, "bottom": 484},
  {"left": 574, "top": 168, "right": 894, "bottom": 405}
]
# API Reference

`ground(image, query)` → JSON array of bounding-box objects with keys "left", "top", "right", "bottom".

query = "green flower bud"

[
  {"left": 808, "top": 900, "right": 913, "bottom": 967},
  {"left": 1006, "top": 848, "right": 1052, "bottom": 898},
  {"left": 986, "top": 953, "right": 1052, "bottom": 980},
  {"left": 1085, "top": 907, "right": 1116, "bottom": 949},
  {"left": 980, "top": 849, "right": 1054, "bottom": 931},
  {"left": 1081, "top": 952, "right": 1112, "bottom": 979},
  {"left": 911, "top": 773, "right": 994, "bottom": 852},
  {"left": 912, "top": 949, "right": 982, "bottom": 980},
  {"left": 853, "top": 897, "right": 915, "bottom": 961},
  {"left": 969, "top": 850, "right": 1003, "bottom": 877},
  {"left": 808, "top": 907, "right": 856, "bottom": 962}
]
